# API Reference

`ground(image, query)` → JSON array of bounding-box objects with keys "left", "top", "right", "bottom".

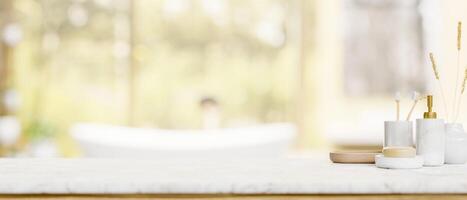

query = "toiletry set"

[
  {"left": 329, "top": 94, "right": 467, "bottom": 167},
  {"left": 376, "top": 21, "right": 467, "bottom": 169},
  {"left": 331, "top": 21, "right": 467, "bottom": 168},
  {"left": 376, "top": 94, "right": 449, "bottom": 169},
  {"left": 329, "top": 94, "right": 467, "bottom": 168}
]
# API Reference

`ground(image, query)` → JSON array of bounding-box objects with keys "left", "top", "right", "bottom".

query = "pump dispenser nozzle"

[{"left": 423, "top": 95, "right": 437, "bottom": 119}]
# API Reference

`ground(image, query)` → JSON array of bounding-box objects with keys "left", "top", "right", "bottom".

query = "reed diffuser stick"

[
  {"left": 406, "top": 91, "right": 422, "bottom": 121},
  {"left": 429, "top": 53, "right": 449, "bottom": 121},
  {"left": 453, "top": 21, "right": 462, "bottom": 122},
  {"left": 395, "top": 92, "right": 401, "bottom": 121}
]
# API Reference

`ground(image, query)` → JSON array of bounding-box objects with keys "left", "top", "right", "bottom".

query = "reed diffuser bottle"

[{"left": 416, "top": 95, "right": 445, "bottom": 166}]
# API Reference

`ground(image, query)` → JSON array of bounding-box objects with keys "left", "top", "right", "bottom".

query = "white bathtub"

[{"left": 70, "top": 123, "right": 297, "bottom": 158}]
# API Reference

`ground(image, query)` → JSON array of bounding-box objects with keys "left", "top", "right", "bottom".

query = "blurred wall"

[{"left": 308, "top": 0, "right": 467, "bottom": 149}]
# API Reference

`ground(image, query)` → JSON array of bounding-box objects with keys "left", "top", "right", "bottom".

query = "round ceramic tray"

[
  {"left": 329, "top": 151, "right": 381, "bottom": 164},
  {"left": 375, "top": 154, "right": 423, "bottom": 169}
]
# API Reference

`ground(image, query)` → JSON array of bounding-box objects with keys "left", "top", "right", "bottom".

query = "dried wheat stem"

[
  {"left": 453, "top": 22, "right": 462, "bottom": 123},
  {"left": 458, "top": 21, "right": 462, "bottom": 51},
  {"left": 455, "top": 67, "right": 467, "bottom": 122},
  {"left": 461, "top": 67, "right": 467, "bottom": 94},
  {"left": 430, "top": 53, "right": 440, "bottom": 79},
  {"left": 453, "top": 51, "right": 460, "bottom": 122},
  {"left": 438, "top": 81, "right": 449, "bottom": 121},
  {"left": 429, "top": 53, "right": 449, "bottom": 121}
]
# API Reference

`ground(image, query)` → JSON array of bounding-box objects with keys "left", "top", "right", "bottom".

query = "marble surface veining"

[{"left": 0, "top": 156, "right": 467, "bottom": 194}]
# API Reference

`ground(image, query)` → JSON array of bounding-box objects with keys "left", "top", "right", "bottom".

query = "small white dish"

[{"left": 375, "top": 154, "right": 423, "bottom": 169}]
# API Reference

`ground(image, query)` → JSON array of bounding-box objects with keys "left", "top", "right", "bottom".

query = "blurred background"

[{"left": 0, "top": 0, "right": 465, "bottom": 157}]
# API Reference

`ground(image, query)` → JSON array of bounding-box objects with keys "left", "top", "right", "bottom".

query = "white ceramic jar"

[
  {"left": 384, "top": 121, "right": 413, "bottom": 147},
  {"left": 445, "top": 123, "right": 467, "bottom": 164}
]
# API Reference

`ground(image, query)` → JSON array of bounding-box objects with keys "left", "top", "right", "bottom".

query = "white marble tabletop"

[{"left": 1, "top": 156, "right": 467, "bottom": 194}]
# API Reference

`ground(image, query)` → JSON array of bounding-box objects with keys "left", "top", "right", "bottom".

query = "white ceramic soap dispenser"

[
  {"left": 445, "top": 123, "right": 467, "bottom": 164},
  {"left": 416, "top": 95, "right": 445, "bottom": 166}
]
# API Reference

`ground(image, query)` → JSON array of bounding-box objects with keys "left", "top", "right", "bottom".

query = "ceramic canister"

[
  {"left": 445, "top": 123, "right": 467, "bottom": 164},
  {"left": 416, "top": 118, "right": 445, "bottom": 166},
  {"left": 384, "top": 121, "right": 413, "bottom": 147}
]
